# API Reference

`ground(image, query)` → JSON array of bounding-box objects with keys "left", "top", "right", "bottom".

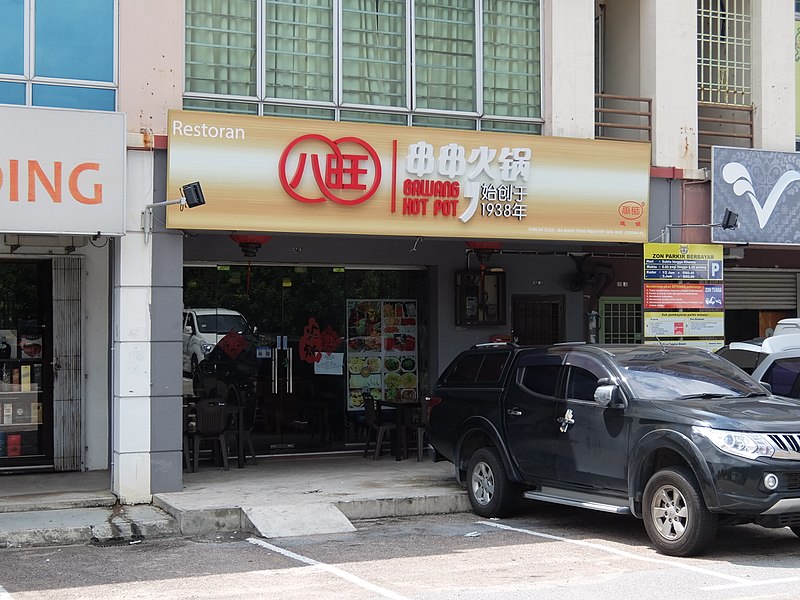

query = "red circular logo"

[
  {"left": 278, "top": 134, "right": 381, "bottom": 206},
  {"left": 618, "top": 201, "right": 643, "bottom": 220}
]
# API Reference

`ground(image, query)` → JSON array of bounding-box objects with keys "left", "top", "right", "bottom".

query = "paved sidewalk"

[{"left": 0, "top": 454, "right": 470, "bottom": 548}]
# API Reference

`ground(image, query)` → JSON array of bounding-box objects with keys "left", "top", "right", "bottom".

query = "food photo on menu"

[{"left": 345, "top": 299, "right": 419, "bottom": 409}]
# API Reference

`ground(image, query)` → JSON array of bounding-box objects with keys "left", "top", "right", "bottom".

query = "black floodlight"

[
  {"left": 181, "top": 182, "right": 206, "bottom": 208},
  {"left": 142, "top": 181, "right": 207, "bottom": 243},
  {"left": 721, "top": 208, "right": 738, "bottom": 230}
]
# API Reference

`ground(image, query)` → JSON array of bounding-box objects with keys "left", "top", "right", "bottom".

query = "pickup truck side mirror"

[
  {"left": 594, "top": 384, "right": 625, "bottom": 408},
  {"left": 184, "top": 325, "right": 193, "bottom": 335}
]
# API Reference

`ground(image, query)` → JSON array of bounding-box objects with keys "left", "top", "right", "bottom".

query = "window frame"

[
  {"left": 0, "top": 0, "right": 118, "bottom": 110},
  {"left": 183, "top": 0, "right": 543, "bottom": 131}
]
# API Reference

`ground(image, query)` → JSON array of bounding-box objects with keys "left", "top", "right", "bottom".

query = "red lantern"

[
  {"left": 229, "top": 234, "right": 271, "bottom": 293},
  {"left": 465, "top": 241, "right": 502, "bottom": 266},
  {"left": 230, "top": 234, "right": 272, "bottom": 258}
]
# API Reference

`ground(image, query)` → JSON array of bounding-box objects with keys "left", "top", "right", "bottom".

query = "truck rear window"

[{"left": 444, "top": 352, "right": 510, "bottom": 384}]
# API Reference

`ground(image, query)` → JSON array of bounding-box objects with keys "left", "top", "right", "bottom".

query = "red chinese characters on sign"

[
  {"left": 278, "top": 134, "right": 381, "bottom": 205},
  {"left": 217, "top": 331, "right": 249, "bottom": 360},
  {"left": 299, "top": 317, "right": 323, "bottom": 364},
  {"left": 618, "top": 201, "right": 644, "bottom": 228},
  {"left": 319, "top": 325, "right": 342, "bottom": 353}
]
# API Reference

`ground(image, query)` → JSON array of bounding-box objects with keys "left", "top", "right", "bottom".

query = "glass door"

[
  {"left": 262, "top": 267, "right": 347, "bottom": 451},
  {"left": 184, "top": 262, "right": 429, "bottom": 457},
  {"left": 0, "top": 261, "right": 52, "bottom": 468},
  {"left": 184, "top": 265, "right": 347, "bottom": 454}
]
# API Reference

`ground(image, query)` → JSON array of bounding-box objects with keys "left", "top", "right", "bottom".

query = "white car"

[
  {"left": 718, "top": 334, "right": 800, "bottom": 398},
  {"left": 182, "top": 308, "right": 250, "bottom": 375}
]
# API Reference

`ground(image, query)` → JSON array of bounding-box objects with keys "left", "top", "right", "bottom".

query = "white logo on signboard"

[{"left": 722, "top": 162, "right": 800, "bottom": 229}]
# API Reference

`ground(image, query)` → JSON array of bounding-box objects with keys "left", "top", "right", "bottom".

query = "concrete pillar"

[
  {"left": 543, "top": 0, "right": 596, "bottom": 138},
  {"left": 640, "top": 0, "right": 698, "bottom": 171},
  {"left": 752, "top": 0, "right": 795, "bottom": 151},
  {"left": 112, "top": 149, "right": 183, "bottom": 503}
]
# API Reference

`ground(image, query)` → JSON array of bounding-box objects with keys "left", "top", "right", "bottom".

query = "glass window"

[
  {"left": 415, "top": 1, "right": 475, "bottom": 113},
  {"left": 566, "top": 366, "right": 599, "bottom": 401},
  {"left": 184, "top": 98, "right": 259, "bottom": 115},
  {"left": 184, "top": 1, "right": 542, "bottom": 129},
  {"left": 0, "top": 0, "right": 24, "bottom": 75},
  {"left": 0, "top": 0, "right": 116, "bottom": 110},
  {"left": 762, "top": 358, "right": 800, "bottom": 398},
  {"left": 483, "top": 0, "right": 541, "bottom": 119},
  {"left": 341, "top": 0, "right": 406, "bottom": 107},
  {"left": 476, "top": 352, "right": 510, "bottom": 384},
  {"left": 519, "top": 364, "right": 561, "bottom": 397},
  {"left": 0, "top": 81, "right": 25, "bottom": 105},
  {"left": 444, "top": 353, "right": 483, "bottom": 385},
  {"left": 185, "top": 0, "right": 257, "bottom": 97},
  {"left": 35, "top": 0, "right": 114, "bottom": 82},
  {"left": 32, "top": 84, "right": 115, "bottom": 111},
  {"left": 697, "top": 0, "right": 751, "bottom": 105},
  {"left": 264, "top": 0, "right": 333, "bottom": 102}
]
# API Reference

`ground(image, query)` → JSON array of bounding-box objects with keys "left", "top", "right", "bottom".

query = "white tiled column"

[{"left": 111, "top": 149, "right": 156, "bottom": 503}]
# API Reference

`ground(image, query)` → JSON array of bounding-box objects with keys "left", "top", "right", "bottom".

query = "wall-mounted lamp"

[
  {"left": 656, "top": 208, "right": 738, "bottom": 243},
  {"left": 141, "top": 182, "right": 206, "bottom": 243}
]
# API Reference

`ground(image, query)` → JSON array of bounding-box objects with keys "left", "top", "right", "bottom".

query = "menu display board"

[{"left": 346, "top": 299, "right": 418, "bottom": 411}]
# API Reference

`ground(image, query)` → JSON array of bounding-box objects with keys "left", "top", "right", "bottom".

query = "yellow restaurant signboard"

[{"left": 166, "top": 110, "right": 651, "bottom": 242}]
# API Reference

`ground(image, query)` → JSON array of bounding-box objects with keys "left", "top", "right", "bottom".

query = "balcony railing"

[
  {"left": 594, "top": 93, "right": 652, "bottom": 143},
  {"left": 697, "top": 102, "right": 753, "bottom": 167},
  {"left": 594, "top": 95, "right": 753, "bottom": 168}
]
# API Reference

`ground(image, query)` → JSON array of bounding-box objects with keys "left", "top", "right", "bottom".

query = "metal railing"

[
  {"left": 594, "top": 93, "right": 652, "bottom": 143},
  {"left": 697, "top": 101, "right": 753, "bottom": 167}
]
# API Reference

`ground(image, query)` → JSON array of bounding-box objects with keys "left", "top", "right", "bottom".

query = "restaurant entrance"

[{"left": 183, "top": 264, "right": 427, "bottom": 455}]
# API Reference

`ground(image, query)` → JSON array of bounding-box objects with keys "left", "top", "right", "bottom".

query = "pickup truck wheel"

[
  {"left": 466, "top": 447, "right": 517, "bottom": 518},
  {"left": 643, "top": 466, "right": 718, "bottom": 557}
]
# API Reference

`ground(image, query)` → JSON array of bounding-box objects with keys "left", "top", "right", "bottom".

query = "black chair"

[
  {"left": 363, "top": 393, "right": 396, "bottom": 460},
  {"left": 182, "top": 404, "right": 194, "bottom": 472},
  {"left": 237, "top": 400, "right": 258, "bottom": 464},
  {"left": 191, "top": 399, "right": 231, "bottom": 471},
  {"left": 407, "top": 396, "right": 429, "bottom": 462}
]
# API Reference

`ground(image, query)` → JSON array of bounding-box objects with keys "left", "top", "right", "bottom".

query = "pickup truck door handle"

[
  {"left": 557, "top": 409, "right": 575, "bottom": 432},
  {"left": 507, "top": 408, "right": 522, "bottom": 416}
]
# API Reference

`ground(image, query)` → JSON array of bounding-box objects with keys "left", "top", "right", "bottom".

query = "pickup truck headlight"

[
  {"left": 201, "top": 341, "right": 214, "bottom": 356},
  {"left": 693, "top": 426, "right": 775, "bottom": 460}
]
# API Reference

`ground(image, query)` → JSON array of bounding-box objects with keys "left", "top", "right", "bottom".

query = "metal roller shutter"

[{"left": 724, "top": 269, "right": 800, "bottom": 310}]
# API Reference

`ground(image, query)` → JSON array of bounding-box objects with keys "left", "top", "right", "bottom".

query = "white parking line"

[
  {"left": 247, "top": 537, "right": 411, "bottom": 600},
  {"left": 0, "top": 584, "right": 11, "bottom": 600},
  {"left": 478, "top": 521, "right": 748, "bottom": 584},
  {"left": 701, "top": 575, "right": 800, "bottom": 591}
]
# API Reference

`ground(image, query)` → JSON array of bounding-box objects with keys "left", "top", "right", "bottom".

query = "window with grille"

[
  {"left": 697, "top": 0, "right": 751, "bottom": 105},
  {"left": 185, "top": 0, "right": 542, "bottom": 132},
  {"left": 599, "top": 298, "right": 642, "bottom": 344}
]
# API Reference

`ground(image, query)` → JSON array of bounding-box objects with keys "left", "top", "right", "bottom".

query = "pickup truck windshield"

[{"left": 615, "top": 355, "right": 766, "bottom": 400}]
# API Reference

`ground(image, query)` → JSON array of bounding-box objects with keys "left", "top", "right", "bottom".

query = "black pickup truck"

[{"left": 428, "top": 342, "right": 800, "bottom": 556}]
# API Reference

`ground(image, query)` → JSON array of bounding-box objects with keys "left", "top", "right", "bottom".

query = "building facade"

[{"left": 0, "top": 0, "right": 796, "bottom": 502}]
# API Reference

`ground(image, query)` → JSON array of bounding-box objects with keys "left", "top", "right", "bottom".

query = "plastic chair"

[
  {"left": 363, "top": 393, "right": 397, "bottom": 460},
  {"left": 191, "top": 399, "right": 230, "bottom": 471}
]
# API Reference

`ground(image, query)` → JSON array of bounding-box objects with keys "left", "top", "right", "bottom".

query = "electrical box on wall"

[{"left": 455, "top": 270, "right": 506, "bottom": 327}]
